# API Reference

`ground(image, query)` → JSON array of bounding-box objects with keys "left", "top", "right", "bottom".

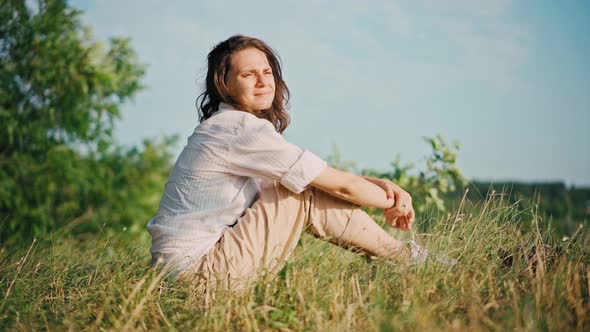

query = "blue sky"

[{"left": 72, "top": 0, "right": 590, "bottom": 186}]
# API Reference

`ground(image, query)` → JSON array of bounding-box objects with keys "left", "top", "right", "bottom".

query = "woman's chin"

[{"left": 252, "top": 101, "right": 273, "bottom": 111}]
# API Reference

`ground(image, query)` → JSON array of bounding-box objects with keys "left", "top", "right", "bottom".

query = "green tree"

[{"left": 0, "top": 0, "right": 174, "bottom": 243}]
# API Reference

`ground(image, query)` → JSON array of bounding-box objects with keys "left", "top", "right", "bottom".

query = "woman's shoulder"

[{"left": 206, "top": 109, "right": 275, "bottom": 133}]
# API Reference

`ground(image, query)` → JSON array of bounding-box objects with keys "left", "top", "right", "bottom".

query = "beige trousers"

[{"left": 177, "top": 180, "right": 408, "bottom": 291}]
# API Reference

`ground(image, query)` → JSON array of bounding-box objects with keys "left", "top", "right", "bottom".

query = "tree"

[{"left": 0, "top": 0, "right": 174, "bottom": 243}]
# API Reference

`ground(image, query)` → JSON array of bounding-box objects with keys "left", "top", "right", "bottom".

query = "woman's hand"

[
  {"left": 385, "top": 203, "right": 415, "bottom": 230},
  {"left": 369, "top": 178, "right": 415, "bottom": 231}
]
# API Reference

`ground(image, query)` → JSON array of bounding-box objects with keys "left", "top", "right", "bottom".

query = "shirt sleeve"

[{"left": 225, "top": 114, "right": 327, "bottom": 194}]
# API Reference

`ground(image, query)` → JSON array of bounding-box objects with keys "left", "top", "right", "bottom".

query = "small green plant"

[
  {"left": 327, "top": 134, "right": 468, "bottom": 214},
  {"left": 325, "top": 143, "right": 357, "bottom": 173},
  {"left": 392, "top": 134, "right": 468, "bottom": 213}
]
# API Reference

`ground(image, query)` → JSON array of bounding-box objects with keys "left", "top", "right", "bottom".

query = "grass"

[{"left": 1, "top": 192, "right": 589, "bottom": 331}]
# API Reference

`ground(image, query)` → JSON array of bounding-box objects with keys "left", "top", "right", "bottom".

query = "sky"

[{"left": 71, "top": 0, "right": 590, "bottom": 187}]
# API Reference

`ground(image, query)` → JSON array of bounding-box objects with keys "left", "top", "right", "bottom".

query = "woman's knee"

[{"left": 305, "top": 187, "right": 360, "bottom": 236}]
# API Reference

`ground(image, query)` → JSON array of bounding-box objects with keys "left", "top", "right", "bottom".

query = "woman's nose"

[{"left": 255, "top": 72, "right": 270, "bottom": 86}]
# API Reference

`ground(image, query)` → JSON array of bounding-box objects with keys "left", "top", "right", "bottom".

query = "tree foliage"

[{"left": 0, "top": 0, "right": 174, "bottom": 243}]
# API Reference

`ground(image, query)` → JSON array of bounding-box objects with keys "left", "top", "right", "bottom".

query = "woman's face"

[{"left": 226, "top": 47, "right": 275, "bottom": 113}]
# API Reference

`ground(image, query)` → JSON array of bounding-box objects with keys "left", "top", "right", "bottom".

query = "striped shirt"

[{"left": 146, "top": 103, "right": 327, "bottom": 275}]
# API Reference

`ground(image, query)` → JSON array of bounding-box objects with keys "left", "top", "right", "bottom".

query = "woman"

[{"left": 147, "top": 35, "right": 431, "bottom": 291}]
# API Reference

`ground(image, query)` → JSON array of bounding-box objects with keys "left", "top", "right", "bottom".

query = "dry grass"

[{"left": 1, "top": 193, "right": 588, "bottom": 331}]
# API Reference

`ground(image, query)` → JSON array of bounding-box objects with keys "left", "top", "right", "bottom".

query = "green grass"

[{"left": 1, "top": 193, "right": 589, "bottom": 331}]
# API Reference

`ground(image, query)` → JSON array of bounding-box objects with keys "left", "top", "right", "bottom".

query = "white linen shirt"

[{"left": 147, "top": 103, "right": 327, "bottom": 276}]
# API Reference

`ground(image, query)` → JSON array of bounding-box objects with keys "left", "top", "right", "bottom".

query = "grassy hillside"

[{"left": 1, "top": 193, "right": 589, "bottom": 331}]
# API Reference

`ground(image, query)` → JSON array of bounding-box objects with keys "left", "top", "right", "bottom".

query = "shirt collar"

[{"left": 217, "top": 102, "right": 238, "bottom": 114}]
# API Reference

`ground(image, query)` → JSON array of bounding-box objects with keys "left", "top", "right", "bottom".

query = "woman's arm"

[
  {"left": 310, "top": 166, "right": 395, "bottom": 209},
  {"left": 361, "top": 175, "right": 387, "bottom": 186},
  {"left": 361, "top": 175, "right": 415, "bottom": 230}
]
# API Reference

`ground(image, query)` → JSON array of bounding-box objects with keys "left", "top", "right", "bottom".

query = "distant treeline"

[{"left": 444, "top": 181, "right": 590, "bottom": 234}]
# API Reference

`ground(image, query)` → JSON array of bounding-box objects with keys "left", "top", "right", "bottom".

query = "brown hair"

[{"left": 196, "top": 35, "right": 291, "bottom": 133}]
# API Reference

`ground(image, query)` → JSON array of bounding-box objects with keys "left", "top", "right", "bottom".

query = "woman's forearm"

[
  {"left": 311, "top": 167, "right": 395, "bottom": 209},
  {"left": 345, "top": 176, "right": 395, "bottom": 209},
  {"left": 361, "top": 175, "right": 382, "bottom": 186}
]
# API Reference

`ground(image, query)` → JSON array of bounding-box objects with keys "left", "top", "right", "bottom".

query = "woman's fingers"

[
  {"left": 401, "top": 216, "right": 409, "bottom": 230},
  {"left": 386, "top": 214, "right": 412, "bottom": 231},
  {"left": 383, "top": 187, "right": 414, "bottom": 231},
  {"left": 385, "top": 215, "right": 399, "bottom": 228},
  {"left": 387, "top": 187, "right": 395, "bottom": 199},
  {"left": 397, "top": 216, "right": 410, "bottom": 230},
  {"left": 384, "top": 206, "right": 410, "bottom": 217},
  {"left": 407, "top": 208, "right": 415, "bottom": 224},
  {"left": 391, "top": 217, "right": 403, "bottom": 229},
  {"left": 384, "top": 208, "right": 401, "bottom": 217},
  {"left": 405, "top": 216, "right": 412, "bottom": 230}
]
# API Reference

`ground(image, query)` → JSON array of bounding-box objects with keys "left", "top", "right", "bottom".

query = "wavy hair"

[{"left": 196, "top": 35, "right": 291, "bottom": 133}]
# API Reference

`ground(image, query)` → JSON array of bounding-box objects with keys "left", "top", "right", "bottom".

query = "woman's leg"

[
  {"left": 305, "top": 185, "right": 408, "bottom": 261},
  {"left": 180, "top": 180, "right": 408, "bottom": 291},
  {"left": 180, "top": 180, "right": 313, "bottom": 290}
]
